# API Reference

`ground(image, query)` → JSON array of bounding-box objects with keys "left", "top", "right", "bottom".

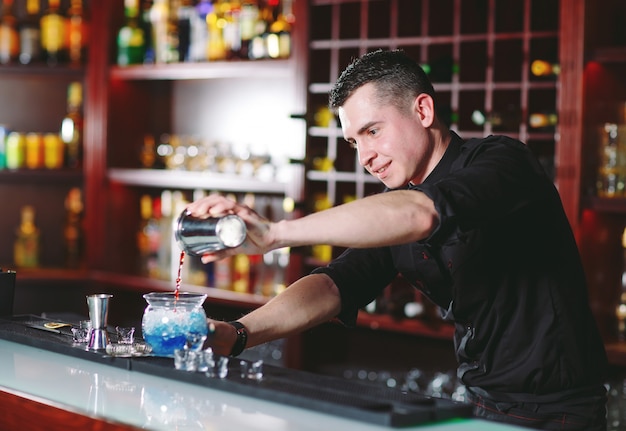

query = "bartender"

[{"left": 185, "top": 49, "right": 608, "bottom": 430}]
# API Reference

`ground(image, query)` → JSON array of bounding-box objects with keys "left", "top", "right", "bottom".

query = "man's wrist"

[{"left": 227, "top": 321, "right": 248, "bottom": 357}]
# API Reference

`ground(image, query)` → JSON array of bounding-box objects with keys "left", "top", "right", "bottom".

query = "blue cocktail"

[{"left": 142, "top": 292, "right": 208, "bottom": 357}]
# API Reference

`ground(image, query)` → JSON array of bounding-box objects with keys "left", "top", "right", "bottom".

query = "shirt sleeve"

[{"left": 312, "top": 246, "right": 397, "bottom": 326}]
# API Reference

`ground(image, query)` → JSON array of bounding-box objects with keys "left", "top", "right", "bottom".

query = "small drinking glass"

[
  {"left": 203, "top": 348, "right": 216, "bottom": 377},
  {"left": 185, "top": 332, "right": 207, "bottom": 352},
  {"left": 115, "top": 326, "right": 135, "bottom": 344},
  {"left": 216, "top": 356, "right": 229, "bottom": 379},
  {"left": 71, "top": 320, "right": 92, "bottom": 343},
  {"left": 174, "top": 349, "right": 200, "bottom": 372}
]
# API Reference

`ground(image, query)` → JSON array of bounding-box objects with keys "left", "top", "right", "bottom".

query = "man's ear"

[{"left": 413, "top": 93, "right": 435, "bottom": 128}]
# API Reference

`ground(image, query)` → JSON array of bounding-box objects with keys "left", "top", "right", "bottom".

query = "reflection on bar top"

[{"left": 0, "top": 340, "right": 526, "bottom": 431}]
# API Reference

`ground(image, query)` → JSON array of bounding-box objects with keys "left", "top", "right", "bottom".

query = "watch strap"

[{"left": 227, "top": 321, "right": 248, "bottom": 357}]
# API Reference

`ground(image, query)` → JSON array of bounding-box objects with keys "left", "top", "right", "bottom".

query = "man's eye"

[
  {"left": 369, "top": 128, "right": 378, "bottom": 136},
  {"left": 347, "top": 140, "right": 357, "bottom": 149}
]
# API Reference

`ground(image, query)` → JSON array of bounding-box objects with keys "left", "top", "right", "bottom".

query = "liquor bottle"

[
  {"left": 188, "top": 0, "right": 210, "bottom": 62},
  {"left": 5, "top": 131, "right": 25, "bottom": 170},
  {"left": 14, "top": 205, "right": 39, "bottom": 268},
  {"left": 531, "top": 59, "right": 560, "bottom": 77},
  {"left": 43, "top": 133, "right": 63, "bottom": 169},
  {"left": 529, "top": 112, "right": 558, "bottom": 130},
  {"left": 64, "top": 187, "right": 84, "bottom": 268},
  {"left": 471, "top": 108, "right": 520, "bottom": 131},
  {"left": 0, "top": 0, "right": 19, "bottom": 64},
  {"left": 231, "top": 254, "right": 250, "bottom": 293},
  {"left": 117, "top": 0, "right": 146, "bottom": 66},
  {"left": 148, "top": 0, "right": 169, "bottom": 64},
  {"left": 206, "top": 2, "right": 226, "bottom": 61},
  {"left": 40, "top": 0, "right": 67, "bottom": 66},
  {"left": 60, "top": 81, "right": 83, "bottom": 169},
  {"left": 66, "top": 0, "right": 88, "bottom": 65},
  {"left": 140, "top": 0, "right": 155, "bottom": 63},
  {"left": 137, "top": 194, "right": 161, "bottom": 277},
  {"left": 165, "top": 0, "right": 180, "bottom": 63},
  {"left": 238, "top": 1, "right": 259, "bottom": 59},
  {"left": 597, "top": 123, "right": 625, "bottom": 198},
  {"left": 176, "top": 0, "right": 195, "bottom": 61},
  {"left": 19, "top": 0, "right": 42, "bottom": 65},
  {"left": 0, "top": 124, "right": 7, "bottom": 170},
  {"left": 617, "top": 227, "right": 626, "bottom": 341},
  {"left": 24, "top": 132, "right": 44, "bottom": 169},
  {"left": 268, "top": 0, "right": 292, "bottom": 59},
  {"left": 157, "top": 189, "right": 173, "bottom": 280}
]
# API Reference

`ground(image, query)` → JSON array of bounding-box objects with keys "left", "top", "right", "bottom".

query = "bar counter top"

[{"left": 0, "top": 328, "right": 528, "bottom": 431}]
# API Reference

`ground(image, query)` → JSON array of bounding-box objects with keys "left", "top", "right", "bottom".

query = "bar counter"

[{"left": 0, "top": 330, "right": 528, "bottom": 431}]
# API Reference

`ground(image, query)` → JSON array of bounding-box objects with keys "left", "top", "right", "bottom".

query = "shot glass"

[
  {"left": 185, "top": 332, "right": 207, "bottom": 352},
  {"left": 71, "top": 320, "right": 93, "bottom": 343},
  {"left": 216, "top": 356, "right": 229, "bottom": 379},
  {"left": 240, "top": 359, "right": 264, "bottom": 380},
  {"left": 174, "top": 349, "right": 200, "bottom": 372},
  {"left": 203, "top": 348, "right": 216, "bottom": 377},
  {"left": 115, "top": 326, "right": 135, "bottom": 344}
]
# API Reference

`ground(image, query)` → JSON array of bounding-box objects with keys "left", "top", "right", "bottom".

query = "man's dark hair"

[{"left": 329, "top": 49, "right": 436, "bottom": 114}]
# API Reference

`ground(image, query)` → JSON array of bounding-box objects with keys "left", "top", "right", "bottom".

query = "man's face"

[{"left": 338, "top": 83, "right": 433, "bottom": 189}]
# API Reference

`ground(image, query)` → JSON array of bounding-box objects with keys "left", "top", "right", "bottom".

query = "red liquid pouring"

[{"left": 175, "top": 250, "right": 185, "bottom": 300}]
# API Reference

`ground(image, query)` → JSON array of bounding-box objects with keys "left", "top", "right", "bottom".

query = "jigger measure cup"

[
  {"left": 87, "top": 293, "right": 112, "bottom": 350},
  {"left": 175, "top": 211, "right": 247, "bottom": 256}
]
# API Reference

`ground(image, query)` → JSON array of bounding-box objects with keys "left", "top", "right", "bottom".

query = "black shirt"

[{"left": 313, "top": 132, "right": 608, "bottom": 396}]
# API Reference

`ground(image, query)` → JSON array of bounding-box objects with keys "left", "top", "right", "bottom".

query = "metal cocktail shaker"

[{"left": 174, "top": 211, "right": 247, "bottom": 256}]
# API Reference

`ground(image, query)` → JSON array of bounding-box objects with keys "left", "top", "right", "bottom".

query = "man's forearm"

[
  {"left": 239, "top": 273, "right": 341, "bottom": 349},
  {"left": 271, "top": 189, "right": 438, "bottom": 249}
]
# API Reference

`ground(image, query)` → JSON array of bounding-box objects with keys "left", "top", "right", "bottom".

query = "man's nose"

[{"left": 357, "top": 143, "right": 375, "bottom": 167}]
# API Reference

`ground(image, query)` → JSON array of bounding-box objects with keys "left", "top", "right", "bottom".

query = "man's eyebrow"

[{"left": 357, "top": 121, "right": 378, "bottom": 135}]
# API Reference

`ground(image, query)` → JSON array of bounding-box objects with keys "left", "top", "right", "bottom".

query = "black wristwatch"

[{"left": 227, "top": 321, "right": 248, "bottom": 357}]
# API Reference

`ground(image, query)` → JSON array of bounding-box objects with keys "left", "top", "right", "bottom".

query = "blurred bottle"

[
  {"left": 157, "top": 189, "right": 173, "bottom": 280},
  {"left": 140, "top": 0, "right": 154, "bottom": 63},
  {"left": 597, "top": 123, "right": 626, "bottom": 198},
  {"left": 66, "top": 0, "right": 89, "bottom": 65},
  {"left": 43, "top": 133, "right": 64, "bottom": 169},
  {"left": 40, "top": 0, "right": 67, "bottom": 66},
  {"left": 471, "top": 108, "right": 520, "bottom": 131},
  {"left": 176, "top": 0, "right": 195, "bottom": 61},
  {"left": 60, "top": 81, "right": 83, "bottom": 169},
  {"left": 311, "top": 193, "right": 333, "bottom": 262},
  {"left": 232, "top": 254, "right": 250, "bottom": 293},
  {"left": 206, "top": 2, "right": 226, "bottom": 61},
  {"left": 268, "top": 0, "right": 292, "bottom": 59},
  {"left": 0, "top": 124, "right": 7, "bottom": 170},
  {"left": 148, "top": 0, "right": 168, "bottom": 63},
  {"left": 14, "top": 205, "right": 39, "bottom": 268},
  {"left": 5, "top": 131, "right": 25, "bottom": 170},
  {"left": 188, "top": 0, "right": 210, "bottom": 62},
  {"left": 64, "top": 187, "right": 84, "bottom": 268},
  {"left": 0, "top": 0, "right": 19, "bottom": 64},
  {"left": 137, "top": 194, "right": 161, "bottom": 277},
  {"left": 529, "top": 112, "right": 558, "bottom": 130},
  {"left": 531, "top": 59, "right": 560, "bottom": 77},
  {"left": 165, "top": 0, "right": 180, "bottom": 62},
  {"left": 117, "top": 0, "right": 146, "bottom": 66},
  {"left": 238, "top": 1, "right": 259, "bottom": 59},
  {"left": 222, "top": 0, "right": 241, "bottom": 59},
  {"left": 24, "top": 132, "right": 44, "bottom": 169},
  {"left": 139, "top": 134, "right": 156, "bottom": 168},
  {"left": 19, "top": 0, "right": 42, "bottom": 65},
  {"left": 617, "top": 227, "right": 626, "bottom": 341}
]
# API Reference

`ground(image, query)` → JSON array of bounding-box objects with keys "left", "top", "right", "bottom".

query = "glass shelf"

[
  {"left": 108, "top": 168, "right": 290, "bottom": 194},
  {"left": 109, "top": 59, "right": 294, "bottom": 81}
]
